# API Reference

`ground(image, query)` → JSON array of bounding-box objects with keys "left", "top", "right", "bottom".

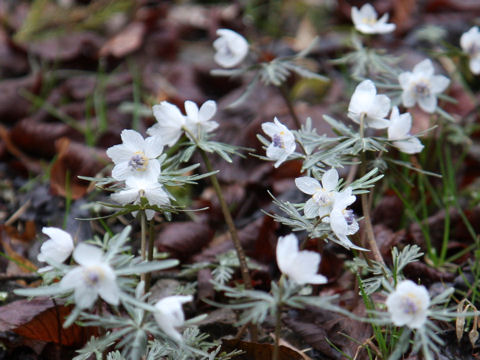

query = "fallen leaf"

[
  {"left": 0, "top": 298, "right": 97, "bottom": 346},
  {"left": 99, "top": 22, "right": 146, "bottom": 58},
  {"left": 221, "top": 338, "right": 304, "bottom": 360},
  {"left": 49, "top": 137, "right": 108, "bottom": 199},
  {"left": 156, "top": 221, "right": 214, "bottom": 261}
]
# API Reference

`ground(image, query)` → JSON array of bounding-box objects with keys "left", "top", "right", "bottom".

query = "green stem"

[
  {"left": 198, "top": 148, "right": 253, "bottom": 289},
  {"left": 359, "top": 114, "right": 384, "bottom": 265},
  {"left": 273, "top": 276, "right": 284, "bottom": 360},
  {"left": 278, "top": 85, "right": 301, "bottom": 129},
  {"left": 140, "top": 210, "right": 147, "bottom": 285},
  {"left": 145, "top": 219, "right": 155, "bottom": 293}
]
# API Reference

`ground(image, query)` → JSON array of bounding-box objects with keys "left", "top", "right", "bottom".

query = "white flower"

[
  {"left": 276, "top": 233, "right": 327, "bottom": 285},
  {"left": 388, "top": 107, "right": 424, "bottom": 154},
  {"left": 351, "top": 3, "right": 396, "bottom": 35},
  {"left": 261, "top": 117, "right": 296, "bottom": 168},
  {"left": 295, "top": 169, "right": 339, "bottom": 219},
  {"left": 59, "top": 243, "right": 120, "bottom": 309},
  {"left": 106, "top": 129, "right": 163, "bottom": 182},
  {"left": 38, "top": 227, "right": 74, "bottom": 264},
  {"left": 111, "top": 177, "right": 170, "bottom": 220},
  {"left": 329, "top": 189, "right": 366, "bottom": 251},
  {"left": 348, "top": 80, "right": 391, "bottom": 129},
  {"left": 386, "top": 280, "right": 430, "bottom": 329},
  {"left": 184, "top": 100, "right": 218, "bottom": 139},
  {"left": 398, "top": 59, "right": 450, "bottom": 113},
  {"left": 213, "top": 29, "right": 249, "bottom": 68},
  {"left": 154, "top": 295, "right": 193, "bottom": 342},
  {"left": 460, "top": 26, "right": 480, "bottom": 74},
  {"left": 148, "top": 101, "right": 186, "bottom": 147}
]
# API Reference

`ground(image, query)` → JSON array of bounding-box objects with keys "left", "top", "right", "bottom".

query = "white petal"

[
  {"left": 74, "top": 282, "right": 98, "bottom": 309},
  {"left": 304, "top": 198, "right": 320, "bottom": 219},
  {"left": 198, "top": 100, "right": 217, "bottom": 122},
  {"left": 413, "top": 59, "right": 434, "bottom": 77},
  {"left": 321, "top": 169, "right": 338, "bottom": 191},
  {"left": 145, "top": 186, "right": 170, "bottom": 207},
  {"left": 121, "top": 129, "right": 145, "bottom": 151},
  {"left": 394, "top": 138, "right": 424, "bottom": 154},
  {"left": 429, "top": 75, "right": 450, "bottom": 94},
  {"left": 106, "top": 144, "right": 132, "bottom": 164},
  {"left": 287, "top": 251, "right": 325, "bottom": 285},
  {"left": 184, "top": 101, "right": 199, "bottom": 122},
  {"left": 470, "top": 57, "right": 480, "bottom": 74},
  {"left": 398, "top": 72, "right": 412, "bottom": 90},
  {"left": 111, "top": 162, "right": 131, "bottom": 181},
  {"left": 97, "top": 267, "right": 120, "bottom": 306},
  {"left": 330, "top": 209, "right": 348, "bottom": 236},
  {"left": 276, "top": 234, "right": 298, "bottom": 275},
  {"left": 370, "top": 94, "right": 391, "bottom": 119},
  {"left": 111, "top": 188, "right": 139, "bottom": 205},
  {"left": 262, "top": 122, "right": 279, "bottom": 137},
  {"left": 144, "top": 136, "right": 164, "bottom": 159},
  {"left": 418, "top": 95, "right": 437, "bottom": 113},
  {"left": 295, "top": 177, "right": 320, "bottom": 195},
  {"left": 59, "top": 267, "right": 83, "bottom": 291},
  {"left": 402, "top": 90, "right": 417, "bottom": 108},
  {"left": 73, "top": 243, "right": 104, "bottom": 267}
]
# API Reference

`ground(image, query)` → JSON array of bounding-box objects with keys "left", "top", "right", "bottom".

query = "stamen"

[
  {"left": 415, "top": 82, "right": 430, "bottom": 98},
  {"left": 402, "top": 296, "right": 418, "bottom": 315},
  {"left": 129, "top": 152, "right": 149, "bottom": 172},
  {"left": 343, "top": 209, "right": 355, "bottom": 225},
  {"left": 272, "top": 134, "right": 284, "bottom": 148},
  {"left": 84, "top": 266, "right": 104, "bottom": 286}
]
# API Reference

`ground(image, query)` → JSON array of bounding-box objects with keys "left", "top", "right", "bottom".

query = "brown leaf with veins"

[{"left": 0, "top": 298, "right": 97, "bottom": 346}]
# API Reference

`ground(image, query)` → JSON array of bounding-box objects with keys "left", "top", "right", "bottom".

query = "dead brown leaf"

[
  {"left": 0, "top": 298, "right": 97, "bottom": 346},
  {"left": 221, "top": 338, "right": 304, "bottom": 360},
  {"left": 156, "top": 221, "right": 214, "bottom": 261},
  {"left": 99, "top": 22, "right": 146, "bottom": 58},
  {"left": 49, "top": 137, "right": 108, "bottom": 199}
]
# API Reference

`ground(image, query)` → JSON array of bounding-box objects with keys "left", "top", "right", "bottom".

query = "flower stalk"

[
  {"left": 278, "top": 85, "right": 301, "bottom": 129},
  {"left": 273, "top": 275, "right": 284, "bottom": 360},
  {"left": 198, "top": 148, "right": 253, "bottom": 289},
  {"left": 140, "top": 210, "right": 147, "bottom": 285},
  {"left": 359, "top": 113, "right": 384, "bottom": 265}
]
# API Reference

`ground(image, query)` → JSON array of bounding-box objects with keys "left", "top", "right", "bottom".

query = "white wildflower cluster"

[
  {"left": 348, "top": 79, "right": 425, "bottom": 153},
  {"left": 24, "top": 226, "right": 194, "bottom": 351},
  {"left": 105, "top": 99, "right": 220, "bottom": 220}
]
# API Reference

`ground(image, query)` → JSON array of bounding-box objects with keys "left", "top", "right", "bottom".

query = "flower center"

[
  {"left": 83, "top": 266, "right": 105, "bottom": 287},
  {"left": 343, "top": 209, "right": 355, "bottom": 226},
  {"left": 129, "top": 152, "right": 149, "bottom": 172},
  {"left": 401, "top": 294, "right": 420, "bottom": 315},
  {"left": 414, "top": 81, "right": 430, "bottom": 98},
  {"left": 313, "top": 189, "right": 333, "bottom": 207},
  {"left": 272, "top": 133, "right": 285, "bottom": 148},
  {"left": 362, "top": 17, "right": 377, "bottom": 25}
]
